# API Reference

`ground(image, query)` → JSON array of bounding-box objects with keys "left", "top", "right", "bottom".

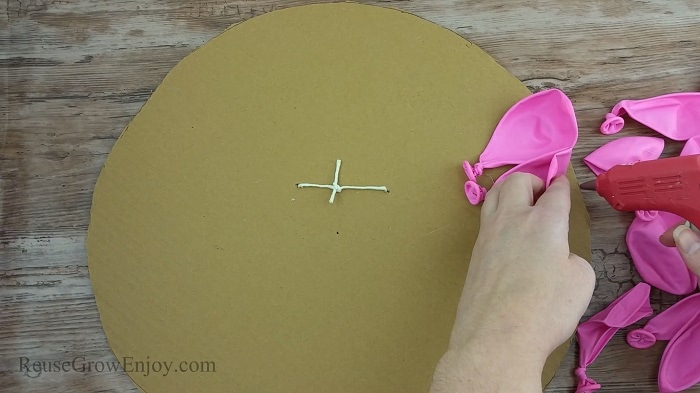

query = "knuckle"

[{"left": 508, "top": 172, "right": 530, "bottom": 183}]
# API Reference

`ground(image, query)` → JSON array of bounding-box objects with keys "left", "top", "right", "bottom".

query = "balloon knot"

[
  {"left": 464, "top": 181, "right": 486, "bottom": 205},
  {"left": 627, "top": 329, "right": 656, "bottom": 349},
  {"left": 635, "top": 210, "right": 659, "bottom": 221},
  {"left": 600, "top": 113, "right": 624, "bottom": 135},
  {"left": 575, "top": 368, "right": 602, "bottom": 393},
  {"left": 462, "top": 161, "right": 483, "bottom": 182},
  {"left": 473, "top": 162, "right": 484, "bottom": 177}
]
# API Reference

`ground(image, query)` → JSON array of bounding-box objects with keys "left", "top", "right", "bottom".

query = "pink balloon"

[
  {"left": 463, "top": 89, "right": 577, "bottom": 204},
  {"left": 600, "top": 92, "right": 700, "bottom": 140},
  {"left": 627, "top": 211, "right": 699, "bottom": 295},
  {"left": 627, "top": 294, "right": 700, "bottom": 393},
  {"left": 659, "top": 317, "right": 700, "bottom": 393},
  {"left": 583, "top": 136, "right": 664, "bottom": 176},
  {"left": 575, "top": 283, "right": 653, "bottom": 393},
  {"left": 627, "top": 293, "right": 700, "bottom": 349}
]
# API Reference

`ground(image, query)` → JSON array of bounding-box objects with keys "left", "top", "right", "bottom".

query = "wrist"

[
  {"left": 430, "top": 336, "right": 546, "bottom": 393},
  {"left": 454, "top": 334, "right": 547, "bottom": 374},
  {"left": 450, "top": 316, "right": 552, "bottom": 366}
]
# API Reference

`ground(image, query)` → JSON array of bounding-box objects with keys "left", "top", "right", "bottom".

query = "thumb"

[{"left": 673, "top": 226, "right": 700, "bottom": 278}]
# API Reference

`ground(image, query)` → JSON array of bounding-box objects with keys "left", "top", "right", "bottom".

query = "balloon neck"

[{"left": 575, "top": 368, "right": 602, "bottom": 393}]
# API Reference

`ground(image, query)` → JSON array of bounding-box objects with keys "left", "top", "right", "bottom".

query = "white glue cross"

[{"left": 297, "top": 160, "right": 389, "bottom": 204}]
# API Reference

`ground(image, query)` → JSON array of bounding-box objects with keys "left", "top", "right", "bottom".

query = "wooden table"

[{"left": 2, "top": 1, "right": 699, "bottom": 392}]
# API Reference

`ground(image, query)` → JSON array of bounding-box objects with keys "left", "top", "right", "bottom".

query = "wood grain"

[{"left": 2, "top": 0, "right": 699, "bottom": 391}]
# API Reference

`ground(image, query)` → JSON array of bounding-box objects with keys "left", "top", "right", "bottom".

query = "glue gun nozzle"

[{"left": 579, "top": 180, "right": 597, "bottom": 191}]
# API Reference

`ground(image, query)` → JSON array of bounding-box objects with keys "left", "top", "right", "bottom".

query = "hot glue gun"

[{"left": 579, "top": 154, "right": 700, "bottom": 229}]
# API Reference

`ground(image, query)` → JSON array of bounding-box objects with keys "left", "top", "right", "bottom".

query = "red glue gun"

[{"left": 580, "top": 154, "right": 700, "bottom": 227}]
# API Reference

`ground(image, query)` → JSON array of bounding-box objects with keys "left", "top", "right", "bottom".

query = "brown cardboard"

[{"left": 87, "top": 3, "right": 591, "bottom": 392}]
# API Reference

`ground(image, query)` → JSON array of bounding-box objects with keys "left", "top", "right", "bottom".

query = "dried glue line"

[{"left": 297, "top": 160, "right": 388, "bottom": 204}]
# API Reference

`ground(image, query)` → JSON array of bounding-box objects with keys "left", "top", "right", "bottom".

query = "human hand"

[
  {"left": 430, "top": 173, "right": 596, "bottom": 393},
  {"left": 660, "top": 222, "right": 700, "bottom": 278}
]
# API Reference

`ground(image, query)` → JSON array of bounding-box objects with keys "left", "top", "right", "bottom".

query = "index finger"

[{"left": 535, "top": 176, "right": 571, "bottom": 216}]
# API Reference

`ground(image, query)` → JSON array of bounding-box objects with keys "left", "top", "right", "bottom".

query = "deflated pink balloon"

[
  {"left": 583, "top": 136, "right": 664, "bottom": 176},
  {"left": 600, "top": 92, "right": 700, "bottom": 140},
  {"left": 627, "top": 293, "right": 700, "bottom": 349},
  {"left": 659, "top": 318, "right": 700, "bottom": 393},
  {"left": 627, "top": 294, "right": 700, "bottom": 393},
  {"left": 681, "top": 135, "right": 700, "bottom": 155},
  {"left": 627, "top": 211, "right": 699, "bottom": 295},
  {"left": 463, "top": 89, "right": 577, "bottom": 204},
  {"left": 575, "top": 283, "right": 653, "bottom": 393}
]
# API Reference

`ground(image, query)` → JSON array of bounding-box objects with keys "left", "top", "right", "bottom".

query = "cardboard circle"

[{"left": 87, "top": 4, "right": 591, "bottom": 392}]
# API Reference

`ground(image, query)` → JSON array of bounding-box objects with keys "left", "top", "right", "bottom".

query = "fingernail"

[
  {"left": 673, "top": 226, "right": 700, "bottom": 254},
  {"left": 672, "top": 223, "right": 689, "bottom": 241}
]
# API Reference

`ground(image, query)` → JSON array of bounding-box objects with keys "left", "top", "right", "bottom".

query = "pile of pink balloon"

[
  {"left": 462, "top": 91, "right": 700, "bottom": 393},
  {"left": 577, "top": 93, "right": 700, "bottom": 393}
]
